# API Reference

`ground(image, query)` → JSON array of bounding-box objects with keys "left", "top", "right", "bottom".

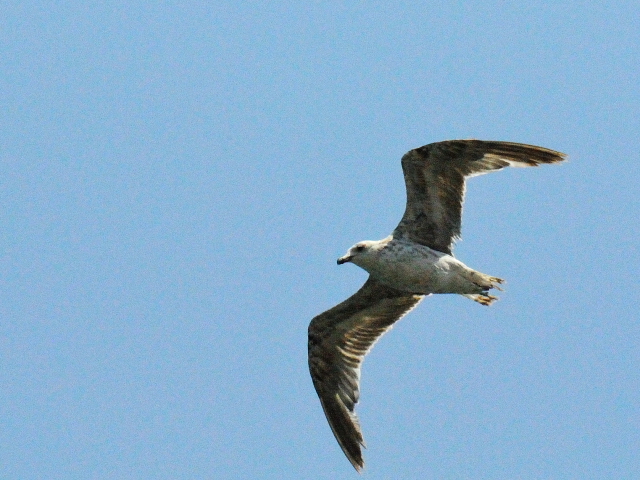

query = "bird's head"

[{"left": 337, "top": 241, "right": 377, "bottom": 267}]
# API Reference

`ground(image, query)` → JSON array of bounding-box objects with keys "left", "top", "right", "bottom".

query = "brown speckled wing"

[
  {"left": 393, "top": 140, "right": 567, "bottom": 255},
  {"left": 308, "top": 278, "right": 424, "bottom": 472}
]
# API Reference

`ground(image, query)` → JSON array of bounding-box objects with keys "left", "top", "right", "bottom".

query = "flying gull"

[{"left": 308, "top": 139, "right": 566, "bottom": 471}]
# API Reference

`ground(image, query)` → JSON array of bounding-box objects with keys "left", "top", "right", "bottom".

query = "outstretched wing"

[
  {"left": 393, "top": 140, "right": 567, "bottom": 255},
  {"left": 308, "top": 278, "right": 424, "bottom": 472}
]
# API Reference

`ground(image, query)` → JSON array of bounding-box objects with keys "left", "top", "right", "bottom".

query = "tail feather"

[{"left": 465, "top": 275, "right": 504, "bottom": 305}]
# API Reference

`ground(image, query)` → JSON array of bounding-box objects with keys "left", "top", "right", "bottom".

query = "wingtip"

[
  {"left": 317, "top": 393, "right": 367, "bottom": 473},
  {"left": 346, "top": 445, "right": 365, "bottom": 473},
  {"left": 335, "top": 429, "right": 366, "bottom": 473}
]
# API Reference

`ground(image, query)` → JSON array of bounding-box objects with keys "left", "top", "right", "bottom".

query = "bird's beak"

[{"left": 337, "top": 255, "right": 351, "bottom": 265}]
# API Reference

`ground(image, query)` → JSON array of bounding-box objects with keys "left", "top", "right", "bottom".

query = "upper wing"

[
  {"left": 393, "top": 140, "right": 567, "bottom": 255},
  {"left": 308, "top": 278, "right": 424, "bottom": 471}
]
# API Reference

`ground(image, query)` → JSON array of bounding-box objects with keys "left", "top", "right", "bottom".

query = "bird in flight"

[{"left": 308, "top": 140, "right": 566, "bottom": 472}]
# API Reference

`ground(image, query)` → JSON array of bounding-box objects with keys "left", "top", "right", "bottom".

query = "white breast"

[{"left": 367, "top": 242, "right": 465, "bottom": 294}]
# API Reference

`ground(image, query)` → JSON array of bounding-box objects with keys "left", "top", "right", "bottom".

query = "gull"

[{"left": 308, "top": 140, "right": 566, "bottom": 471}]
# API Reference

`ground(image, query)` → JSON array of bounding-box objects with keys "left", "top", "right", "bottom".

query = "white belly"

[{"left": 367, "top": 243, "right": 479, "bottom": 294}]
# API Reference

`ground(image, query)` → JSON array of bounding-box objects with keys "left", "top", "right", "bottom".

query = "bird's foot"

[{"left": 474, "top": 293, "right": 499, "bottom": 306}]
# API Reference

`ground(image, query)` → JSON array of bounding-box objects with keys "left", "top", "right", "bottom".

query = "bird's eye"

[{"left": 355, "top": 245, "right": 365, "bottom": 252}]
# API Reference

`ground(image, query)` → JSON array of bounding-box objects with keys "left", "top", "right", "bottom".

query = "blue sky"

[{"left": 2, "top": 1, "right": 639, "bottom": 478}]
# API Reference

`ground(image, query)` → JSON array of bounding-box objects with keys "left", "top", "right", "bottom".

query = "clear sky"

[{"left": 2, "top": 1, "right": 639, "bottom": 479}]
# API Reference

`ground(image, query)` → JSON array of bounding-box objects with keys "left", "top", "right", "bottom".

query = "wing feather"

[
  {"left": 393, "top": 140, "right": 567, "bottom": 254},
  {"left": 308, "top": 278, "right": 423, "bottom": 471}
]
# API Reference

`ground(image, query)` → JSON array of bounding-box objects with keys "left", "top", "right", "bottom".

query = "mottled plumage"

[{"left": 308, "top": 140, "right": 566, "bottom": 471}]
